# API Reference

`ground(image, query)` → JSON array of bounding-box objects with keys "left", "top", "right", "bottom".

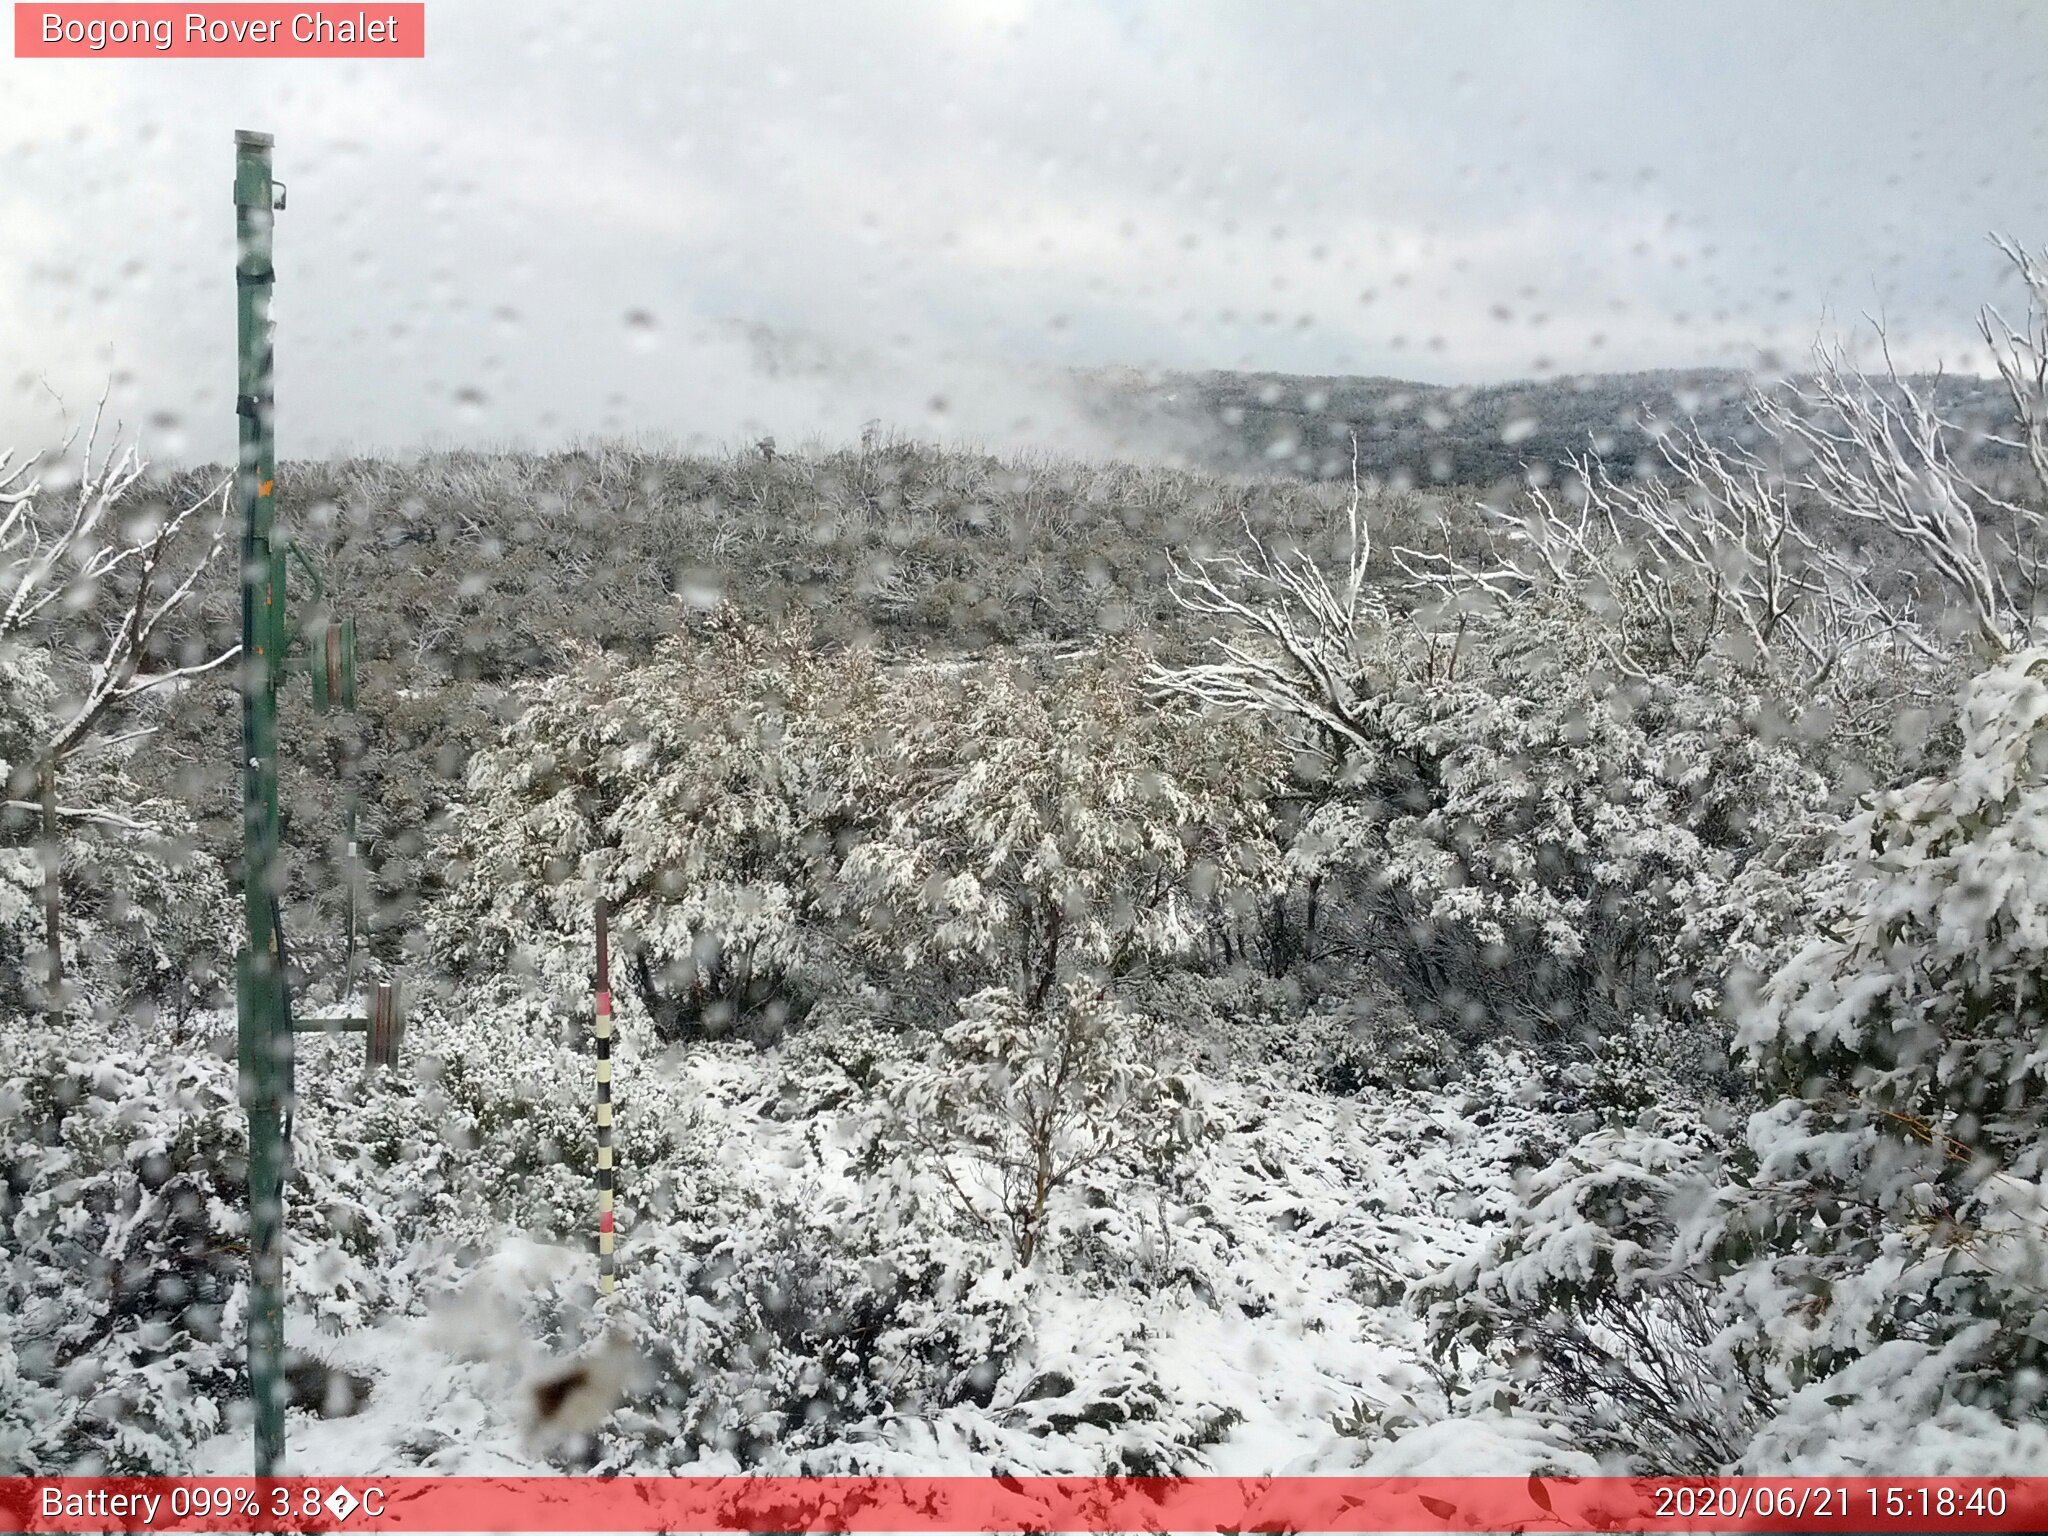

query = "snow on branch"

[
  {"left": 1159, "top": 237, "right": 2047, "bottom": 758},
  {"left": 1981, "top": 234, "right": 2048, "bottom": 505},
  {"left": 0, "top": 406, "right": 240, "bottom": 772},
  {"left": 1147, "top": 439, "right": 1387, "bottom": 763},
  {"left": 0, "top": 799, "right": 163, "bottom": 834},
  {"left": 1754, "top": 327, "right": 2034, "bottom": 658},
  {"left": 1392, "top": 239, "right": 2048, "bottom": 680},
  {"left": 1392, "top": 414, "right": 1945, "bottom": 689}
]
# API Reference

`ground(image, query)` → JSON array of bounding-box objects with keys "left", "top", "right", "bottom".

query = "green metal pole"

[{"left": 233, "top": 126, "right": 289, "bottom": 1478}]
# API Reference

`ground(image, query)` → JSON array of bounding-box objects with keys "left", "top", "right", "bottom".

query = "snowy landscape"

[
  {"left": 10, "top": 237, "right": 2048, "bottom": 1480},
  {"left": 7, "top": 0, "right": 2048, "bottom": 1499}
]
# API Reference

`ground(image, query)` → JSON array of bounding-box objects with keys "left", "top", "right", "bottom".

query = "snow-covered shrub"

[
  {"left": 1711, "top": 646, "right": 2048, "bottom": 1458},
  {"left": 1412, "top": 1101, "right": 1766, "bottom": 1473},
  {"left": 1294, "top": 992, "right": 1451, "bottom": 1096},
  {"left": 1285, "top": 629, "right": 1828, "bottom": 1053},
  {"left": 865, "top": 986, "right": 1211, "bottom": 1266},
  {"left": 432, "top": 609, "right": 883, "bottom": 1043},
  {"left": 760, "top": 1011, "right": 919, "bottom": 1120},
  {"left": 59, "top": 815, "right": 234, "bottom": 1027},
  {"left": 0, "top": 1027, "right": 474, "bottom": 1473},
  {"left": 1416, "top": 649, "right": 2048, "bottom": 1473},
  {"left": 595, "top": 1202, "right": 1031, "bottom": 1472},
  {"left": 0, "top": 964, "right": 720, "bottom": 1475},
  {"left": 587, "top": 1189, "right": 1258, "bottom": 1476},
  {"left": 1152, "top": 967, "right": 1450, "bottom": 1095},
  {"left": 311, "top": 980, "right": 719, "bottom": 1267},
  {"left": 836, "top": 644, "right": 1283, "bottom": 1019},
  {"left": 0, "top": 1044, "right": 248, "bottom": 1473}
]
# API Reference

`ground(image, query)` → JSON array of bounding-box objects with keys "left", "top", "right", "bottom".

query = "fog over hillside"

[{"left": 1074, "top": 362, "right": 2024, "bottom": 488}]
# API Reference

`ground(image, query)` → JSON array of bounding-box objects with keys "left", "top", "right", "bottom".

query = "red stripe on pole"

[
  {"left": 3, "top": 1476, "right": 2042, "bottom": 1532},
  {"left": 596, "top": 990, "right": 611, "bottom": 1014},
  {"left": 599, "top": 1210, "right": 614, "bottom": 1232}
]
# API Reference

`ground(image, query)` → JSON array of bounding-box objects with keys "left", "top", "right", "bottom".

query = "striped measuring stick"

[{"left": 595, "top": 895, "right": 615, "bottom": 1296}]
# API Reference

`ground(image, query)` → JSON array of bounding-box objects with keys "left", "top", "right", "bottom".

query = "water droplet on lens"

[{"left": 624, "top": 309, "right": 660, "bottom": 353}]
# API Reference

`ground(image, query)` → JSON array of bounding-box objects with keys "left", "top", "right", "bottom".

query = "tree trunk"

[{"left": 38, "top": 757, "right": 63, "bottom": 1020}]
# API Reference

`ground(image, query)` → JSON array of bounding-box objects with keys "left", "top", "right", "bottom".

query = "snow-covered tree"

[
  {"left": 0, "top": 420, "right": 235, "bottom": 1011},
  {"left": 815, "top": 649, "right": 1280, "bottom": 1266},
  {"left": 1, "top": 626, "right": 232, "bottom": 1025},
  {"left": 1153, "top": 482, "right": 1827, "bottom": 1054},
  {"left": 439, "top": 619, "right": 1283, "bottom": 1045},
  {"left": 1283, "top": 633, "right": 1828, "bottom": 1050},
  {"left": 837, "top": 645, "right": 1283, "bottom": 1017},
  {"left": 1711, "top": 645, "right": 2048, "bottom": 1453},
  {"left": 432, "top": 610, "right": 883, "bottom": 1040}
]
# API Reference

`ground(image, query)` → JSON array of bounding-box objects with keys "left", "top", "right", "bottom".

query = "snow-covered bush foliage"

[
  {"left": 0, "top": 977, "right": 730, "bottom": 1475},
  {"left": 595, "top": 1199, "right": 1033, "bottom": 1472},
  {"left": 864, "top": 985, "right": 1211, "bottom": 1265},
  {"left": 1418, "top": 648, "right": 2048, "bottom": 1473},
  {"left": 0, "top": 1044, "right": 248, "bottom": 1473},
  {"left": 432, "top": 609, "right": 883, "bottom": 1041},
  {"left": 836, "top": 644, "right": 1284, "bottom": 1018},
  {"left": 0, "top": 644, "right": 58, "bottom": 1012},
  {"left": 1413, "top": 1096, "right": 1767, "bottom": 1473},
  {"left": 1137, "top": 967, "right": 1450, "bottom": 1096},
  {"left": 1717, "top": 645, "right": 2048, "bottom": 1455},
  {"left": 0, "top": 1036, "right": 400, "bottom": 1474},
  {"left": 1285, "top": 623, "right": 1830, "bottom": 1052}
]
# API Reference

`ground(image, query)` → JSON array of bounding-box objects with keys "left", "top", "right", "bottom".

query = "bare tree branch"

[{"left": 1, "top": 410, "right": 239, "bottom": 1005}]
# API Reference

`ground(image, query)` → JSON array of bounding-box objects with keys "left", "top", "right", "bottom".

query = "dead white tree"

[
  {"left": 1981, "top": 236, "right": 2048, "bottom": 517},
  {"left": 0, "top": 410, "right": 237, "bottom": 1007},
  {"left": 1152, "top": 235, "right": 2048, "bottom": 754},
  {"left": 1145, "top": 440, "right": 1386, "bottom": 771},
  {"left": 1753, "top": 338, "right": 2039, "bottom": 659},
  {"left": 1389, "top": 418, "right": 1936, "bottom": 691}
]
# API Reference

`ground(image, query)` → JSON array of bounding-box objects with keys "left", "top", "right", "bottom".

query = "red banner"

[
  {"left": 13, "top": 4, "right": 425, "bottom": 58},
  {"left": 1, "top": 1476, "right": 2043, "bottom": 1532}
]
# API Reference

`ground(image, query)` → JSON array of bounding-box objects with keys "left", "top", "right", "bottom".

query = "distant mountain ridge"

[{"left": 1075, "top": 364, "right": 2018, "bottom": 488}]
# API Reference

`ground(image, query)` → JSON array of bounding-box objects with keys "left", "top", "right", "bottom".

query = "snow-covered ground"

[{"left": 144, "top": 1020, "right": 1583, "bottom": 1477}]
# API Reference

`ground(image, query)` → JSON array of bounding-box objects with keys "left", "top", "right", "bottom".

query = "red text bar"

[
  {"left": 13, "top": 4, "right": 425, "bottom": 58},
  {"left": 3, "top": 1476, "right": 2045, "bottom": 1532}
]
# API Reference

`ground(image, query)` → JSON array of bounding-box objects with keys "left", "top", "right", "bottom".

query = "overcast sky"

[{"left": 2, "top": 0, "right": 2045, "bottom": 461}]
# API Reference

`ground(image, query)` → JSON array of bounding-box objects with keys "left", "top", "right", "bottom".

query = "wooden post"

[
  {"left": 595, "top": 896, "right": 615, "bottom": 1296},
  {"left": 367, "top": 981, "right": 400, "bottom": 1069}
]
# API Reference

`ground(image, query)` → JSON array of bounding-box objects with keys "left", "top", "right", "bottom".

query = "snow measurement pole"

[
  {"left": 234, "top": 127, "right": 381, "bottom": 1477},
  {"left": 596, "top": 896, "right": 616, "bottom": 1295}
]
